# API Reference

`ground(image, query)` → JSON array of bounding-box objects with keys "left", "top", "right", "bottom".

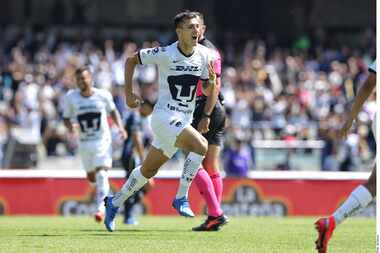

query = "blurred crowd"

[{"left": 0, "top": 26, "right": 376, "bottom": 173}]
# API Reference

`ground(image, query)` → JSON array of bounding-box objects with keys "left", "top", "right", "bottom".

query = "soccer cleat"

[
  {"left": 104, "top": 196, "right": 119, "bottom": 232},
  {"left": 94, "top": 211, "right": 104, "bottom": 223},
  {"left": 314, "top": 216, "right": 336, "bottom": 253},
  {"left": 192, "top": 214, "right": 229, "bottom": 231},
  {"left": 172, "top": 197, "right": 195, "bottom": 217}
]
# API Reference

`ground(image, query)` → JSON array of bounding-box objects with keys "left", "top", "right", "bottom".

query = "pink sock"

[
  {"left": 194, "top": 168, "right": 223, "bottom": 217},
  {"left": 210, "top": 172, "right": 223, "bottom": 203}
]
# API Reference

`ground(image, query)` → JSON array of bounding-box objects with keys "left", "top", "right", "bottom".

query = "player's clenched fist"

[{"left": 126, "top": 92, "right": 143, "bottom": 108}]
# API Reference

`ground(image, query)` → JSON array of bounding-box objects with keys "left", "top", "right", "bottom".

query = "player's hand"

[
  {"left": 208, "top": 61, "right": 216, "bottom": 84},
  {"left": 119, "top": 128, "right": 128, "bottom": 140},
  {"left": 126, "top": 93, "right": 143, "bottom": 108},
  {"left": 337, "top": 118, "right": 354, "bottom": 139},
  {"left": 197, "top": 117, "right": 210, "bottom": 134}
]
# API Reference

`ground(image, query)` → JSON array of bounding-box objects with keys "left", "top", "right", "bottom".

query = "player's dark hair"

[
  {"left": 173, "top": 10, "right": 198, "bottom": 28},
  {"left": 193, "top": 11, "right": 205, "bottom": 25},
  {"left": 75, "top": 66, "right": 91, "bottom": 76}
]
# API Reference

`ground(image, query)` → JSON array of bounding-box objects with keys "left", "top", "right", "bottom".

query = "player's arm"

[
  {"left": 198, "top": 62, "right": 218, "bottom": 133},
  {"left": 339, "top": 72, "right": 376, "bottom": 138},
  {"left": 62, "top": 96, "right": 75, "bottom": 134},
  {"left": 110, "top": 109, "right": 128, "bottom": 139},
  {"left": 202, "top": 76, "right": 220, "bottom": 97},
  {"left": 125, "top": 53, "right": 143, "bottom": 108},
  {"left": 202, "top": 77, "right": 218, "bottom": 116},
  {"left": 202, "top": 54, "right": 222, "bottom": 97},
  {"left": 202, "top": 54, "right": 221, "bottom": 114},
  {"left": 63, "top": 118, "right": 75, "bottom": 133},
  {"left": 132, "top": 131, "right": 145, "bottom": 162}
]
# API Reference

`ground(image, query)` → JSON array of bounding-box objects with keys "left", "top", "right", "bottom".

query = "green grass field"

[{"left": 0, "top": 216, "right": 375, "bottom": 253}]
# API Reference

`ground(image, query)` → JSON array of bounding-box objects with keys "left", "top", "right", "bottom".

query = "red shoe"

[
  {"left": 314, "top": 216, "right": 336, "bottom": 253},
  {"left": 94, "top": 211, "right": 104, "bottom": 223}
]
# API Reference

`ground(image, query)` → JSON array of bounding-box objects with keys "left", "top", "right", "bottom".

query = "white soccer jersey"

[
  {"left": 63, "top": 88, "right": 115, "bottom": 142},
  {"left": 369, "top": 60, "right": 376, "bottom": 73},
  {"left": 138, "top": 42, "right": 216, "bottom": 120}
]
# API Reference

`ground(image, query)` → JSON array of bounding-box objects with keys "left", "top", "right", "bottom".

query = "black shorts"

[{"left": 192, "top": 99, "right": 226, "bottom": 146}]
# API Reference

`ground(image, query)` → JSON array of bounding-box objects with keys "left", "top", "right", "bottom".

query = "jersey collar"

[{"left": 176, "top": 43, "right": 195, "bottom": 58}]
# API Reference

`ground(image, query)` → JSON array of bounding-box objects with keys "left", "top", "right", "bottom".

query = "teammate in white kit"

[
  {"left": 63, "top": 66, "right": 127, "bottom": 223},
  {"left": 104, "top": 11, "right": 218, "bottom": 232},
  {"left": 314, "top": 60, "right": 377, "bottom": 253}
]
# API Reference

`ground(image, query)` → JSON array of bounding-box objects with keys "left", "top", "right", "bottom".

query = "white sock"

[
  {"left": 333, "top": 185, "right": 373, "bottom": 225},
  {"left": 95, "top": 170, "right": 110, "bottom": 213},
  {"left": 112, "top": 166, "right": 148, "bottom": 207},
  {"left": 175, "top": 152, "right": 204, "bottom": 199}
]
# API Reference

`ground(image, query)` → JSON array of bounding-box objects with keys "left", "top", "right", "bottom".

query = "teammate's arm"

[
  {"left": 339, "top": 72, "right": 376, "bottom": 138},
  {"left": 125, "top": 53, "right": 143, "bottom": 108},
  {"left": 63, "top": 118, "right": 75, "bottom": 133}
]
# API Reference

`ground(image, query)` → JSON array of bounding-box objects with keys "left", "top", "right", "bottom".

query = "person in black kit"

[
  {"left": 190, "top": 12, "right": 228, "bottom": 231},
  {"left": 121, "top": 100, "right": 155, "bottom": 225}
]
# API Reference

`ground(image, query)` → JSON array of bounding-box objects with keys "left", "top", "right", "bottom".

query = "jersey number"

[
  {"left": 167, "top": 75, "right": 199, "bottom": 106},
  {"left": 77, "top": 112, "right": 101, "bottom": 134}
]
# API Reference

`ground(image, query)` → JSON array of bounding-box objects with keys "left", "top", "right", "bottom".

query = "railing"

[{"left": 250, "top": 140, "right": 325, "bottom": 171}]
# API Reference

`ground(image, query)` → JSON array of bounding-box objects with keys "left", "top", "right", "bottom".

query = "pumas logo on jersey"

[
  {"left": 167, "top": 75, "right": 199, "bottom": 104},
  {"left": 170, "top": 65, "right": 200, "bottom": 72}
]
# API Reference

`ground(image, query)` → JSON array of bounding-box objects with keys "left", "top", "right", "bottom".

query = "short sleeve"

[{"left": 138, "top": 47, "right": 168, "bottom": 66}]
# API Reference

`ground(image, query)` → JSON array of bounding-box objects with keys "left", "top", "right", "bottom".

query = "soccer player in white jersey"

[
  {"left": 63, "top": 66, "right": 127, "bottom": 223},
  {"left": 315, "top": 60, "right": 376, "bottom": 253},
  {"left": 103, "top": 11, "right": 218, "bottom": 232}
]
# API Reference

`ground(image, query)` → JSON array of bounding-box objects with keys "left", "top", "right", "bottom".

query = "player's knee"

[
  {"left": 363, "top": 178, "right": 376, "bottom": 197},
  {"left": 87, "top": 171, "right": 96, "bottom": 183},
  {"left": 141, "top": 166, "right": 158, "bottom": 179},
  {"left": 364, "top": 167, "right": 377, "bottom": 197},
  {"left": 198, "top": 136, "right": 208, "bottom": 155},
  {"left": 363, "top": 182, "right": 376, "bottom": 197}
]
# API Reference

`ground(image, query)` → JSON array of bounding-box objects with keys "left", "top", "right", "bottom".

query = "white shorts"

[
  {"left": 150, "top": 108, "right": 191, "bottom": 158},
  {"left": 79, "top": 140, "right": 112, "bottom": 172}
]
